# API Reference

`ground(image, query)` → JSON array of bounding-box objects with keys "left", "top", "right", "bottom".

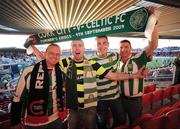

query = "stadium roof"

[{"left": 0, "top": 0, "right": 180, "bottom": 39}]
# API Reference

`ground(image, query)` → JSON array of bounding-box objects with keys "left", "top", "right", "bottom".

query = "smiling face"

[
  {"left": 45, "top": 44, "right": 60, "bottom": 68},
  {"left": 96, "top": 36, "right": 109, "bottom": 58},
  {"left": 71, "top": 40, "right": 85, "bottom": 62},
  {"left": 119, "top": 40, "right": 132, "bottom": 58}
]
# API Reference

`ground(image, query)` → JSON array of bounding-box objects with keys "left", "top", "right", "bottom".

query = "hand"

[
  {"left": 28, "top": 35, "right": 36, "bottom": 44},
  {"left": 137, "top": 66, "right": 150, "bottom": 77},
  {"left": 11, "top": 123, "right": 25, "bottom": 129},
  {"left": 138, "top": 65, "right": 146, "bottom": 76},
  {"left": 142, "top": 68, "right": 150, "bottom": 77},
  {"left": 132, "top": 66, "right": 146, "bottom": 79},
  {"left": 24, "top": 35, "right": 36, "bottom": 48},
  {"left": 146, "top": 6, "right": 157, "bottom": 14}
]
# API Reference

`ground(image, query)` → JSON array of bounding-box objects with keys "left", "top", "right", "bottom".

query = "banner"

[{"left": 24, "top": 7, "right": 150, "bottom": 47}]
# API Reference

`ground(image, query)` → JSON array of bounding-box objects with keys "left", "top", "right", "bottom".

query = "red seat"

[
  {"left": 132, "top": 125, "right": 142, "bottom": 129},
  {"left": 148, "top": 84, "right": 156, "bottom": 92},
  {"left": 172, "top": 101, "right": 180, "bottom": 109},
  {"left": 141, "top": 114, "right": 167, "bottom": 129},
  {"left": 144, "top": 84, "right": 156, "bottom": 94},
  {"left": 153, "top": 106, "right": 172, "bottom": 117},
  {"left": 114, "top": 125, "right": 129, "bottom": 129},
  {"left": 162, "top": 86, "right": 173, "bottom": 105},
  {"left": 0, "top": 119, "right": 11, "bottom": 129},
  {"left": 171, "top": 86, "right": 179, "bottom": 96},
  {"left": 165, "top": 108, "right": 180, "bottom": 129},
  {"left": 132, "top": 113, "right": 153, "bottom": 128},
  {"left": 144, "top": 86, "right": 149, "bottom": 94},
  {"left": 152, "top": 89, "right": 163, "bottom": 108},
  {"left": 163, "top": 86, "right": 173, "bottom": 98},
  {"left": 173, "top": 84, "right": 180, "bottom": 97},
  {"left": 142, "top": 92, "right": 153, "bottom": 110}
]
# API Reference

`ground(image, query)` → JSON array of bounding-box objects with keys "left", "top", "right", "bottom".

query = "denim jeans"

[
  {"left": 68, "top": 107, "right": 97, "bottom": 129},
  {"left": 25, "top": 118, "right": 63, "bottom": 129},
  {"left": 97, "top": 97, "right": 126, "bottom": 129}
]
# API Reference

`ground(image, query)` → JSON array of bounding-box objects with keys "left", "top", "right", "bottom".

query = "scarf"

[
  {"left": 83, "top": 60, "right": 97, "bottom": 108},
  {"left": 65, "top": 59, "right": 78, "bottom": 110},
  {"left": 26, "top": 60, "right": 63, "bottom": 124},
  {"left": 66, "top": 59, "right": 97, "bottom": 109},
  {"left": 24, "top": 8, "right": 150, "bottom": 48}
]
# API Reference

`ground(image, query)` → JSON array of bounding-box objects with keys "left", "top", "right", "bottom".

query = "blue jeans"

[
  {"left": 97, "top": 97, "right": 126, "bottom": 129},
  {"left": 121, "top": 95, "right": 143, "bottom": 127},
  {"left": 68, "top": 107, "right": 97, "bottom": 129},
  {"left": 25, "top": 118, "right": 63, "bottom": 129}
]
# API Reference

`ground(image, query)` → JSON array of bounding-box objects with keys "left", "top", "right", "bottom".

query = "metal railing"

[{"left": 145, "top": 74, "right": 173, "bottom": 82}]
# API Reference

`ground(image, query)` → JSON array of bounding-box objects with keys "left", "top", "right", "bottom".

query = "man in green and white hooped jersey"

[
  {"left": 91, "top": 36, "right": 126, "bottom": 129},
  {"left": 117, "top": 8, "right": 159, "bottom": 127}
]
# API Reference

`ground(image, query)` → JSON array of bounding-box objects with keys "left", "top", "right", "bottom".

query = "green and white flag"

[{"left": 24, "top": 7, "right": 150, "bottom": 48}]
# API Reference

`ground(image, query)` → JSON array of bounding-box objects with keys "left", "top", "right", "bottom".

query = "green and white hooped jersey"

[
  {"left": 91, "top": 52, "right": 120, "bottom": 100},
  {"left": 118, "top": 51, "right": 148, "bottom": 97}
]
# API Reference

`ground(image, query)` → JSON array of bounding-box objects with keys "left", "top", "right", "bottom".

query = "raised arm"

[
  {"left": 31, "top": 45, "right": 45, "bottom": 61},
  {"left": 105, "top": 66, "right": 147, "bottom": 81},
  {"left": 145, "top": 7, "right": 159, "bottom": 57}
]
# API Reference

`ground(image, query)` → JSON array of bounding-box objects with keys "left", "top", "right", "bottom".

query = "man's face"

[
  {"left": 96, "top": 37, "right": 109, "bottom": 57},
  {"left": 71, "top": 40, "right": 85, "bottom": 62},
  {"left": 46, "top": 45, "right": 60, "bottom": 66},
  {"left": 119, "top": 42, "right": 132, "bottom": 58}
]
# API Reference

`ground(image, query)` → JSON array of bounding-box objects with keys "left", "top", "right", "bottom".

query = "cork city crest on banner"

[{"left": 24, "top": 7, "right": 151, "bottom": 48}]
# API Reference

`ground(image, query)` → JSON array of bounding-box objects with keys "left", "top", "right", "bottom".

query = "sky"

[{"left": 0, "top": 34, "right": 179, "bottom": 50}]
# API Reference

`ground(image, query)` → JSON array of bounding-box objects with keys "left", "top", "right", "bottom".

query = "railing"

[{"left": 145, "top": 74, "right": 173, "bottom": 82}]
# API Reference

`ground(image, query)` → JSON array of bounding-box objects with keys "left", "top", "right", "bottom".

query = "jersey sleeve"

[
  {"left": 134, "top": 50, "right": 149, "bottom": 66},
  {"left": 90, "top": 60, "right": 109, "bottom": 79},
  {"left": 11, "top": 66, "right": 31, "bottom": 126}
]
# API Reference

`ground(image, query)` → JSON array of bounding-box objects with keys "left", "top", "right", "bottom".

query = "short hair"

[
  {"left": 71, "top": 39, "right": 84, "bottom": 46},
  {"left": 96, "top": 35, "right": 108, "bottom": 40},
  {"left": 120, "top": 39, "right": 131, "bottom": 47},
  {"left": 46, "top": 43, "right": 60, "bottom": 51}
]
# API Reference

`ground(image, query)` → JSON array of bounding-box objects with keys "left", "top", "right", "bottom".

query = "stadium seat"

[
  {"left": 165, "top": 108, "right": 180, "bottom": 129},
  {"left": 153, "top": 106, "right": 172, "bottom": 117},
  {"left": 132, "top": 125, "right": 142, "bottom": 129},
  {"left": 171, "top": 85, "right": 180, "bottom": 100},
  {"left": 143, "top": 86, "right": 149, "bottom": 94},
  {"left": 152, "top": 89, "right": 163, "bottom": 108},
  {"left": 179, "top": 84, "right": 180, "bottom": 98},
  {"left": 140, "top": 114, "right": 167, "bottom": 129},
  {"left": 0, "top": 112, "right": 10, "bottom": 122},
  {"left": 0, "top": 119, "right": 11, "bottom": 129},
  {"left": 114, "top": 125, "right": 129, "bottom": 129},
  {"left": 172, "top": 101, "right": 180, "bottom": 109},
  {"left": 162, "top": 86, "right": 173, "bottom": 105},
  {"left": 132, "top": 113, "right": 153, "bottom": 128},
  {"left": 142, "top": 92, "right": 153, "bottom": 110},
  {"left": 148, "top": 84, "right": 156, "bottom": 92},
  {"left": 144, "top": 84, "right": 156, "bottom": 94}
]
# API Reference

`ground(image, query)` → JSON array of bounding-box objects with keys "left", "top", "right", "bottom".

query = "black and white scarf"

[{"left": 26, "top": 60, "right": 63, "bottom": 123}]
